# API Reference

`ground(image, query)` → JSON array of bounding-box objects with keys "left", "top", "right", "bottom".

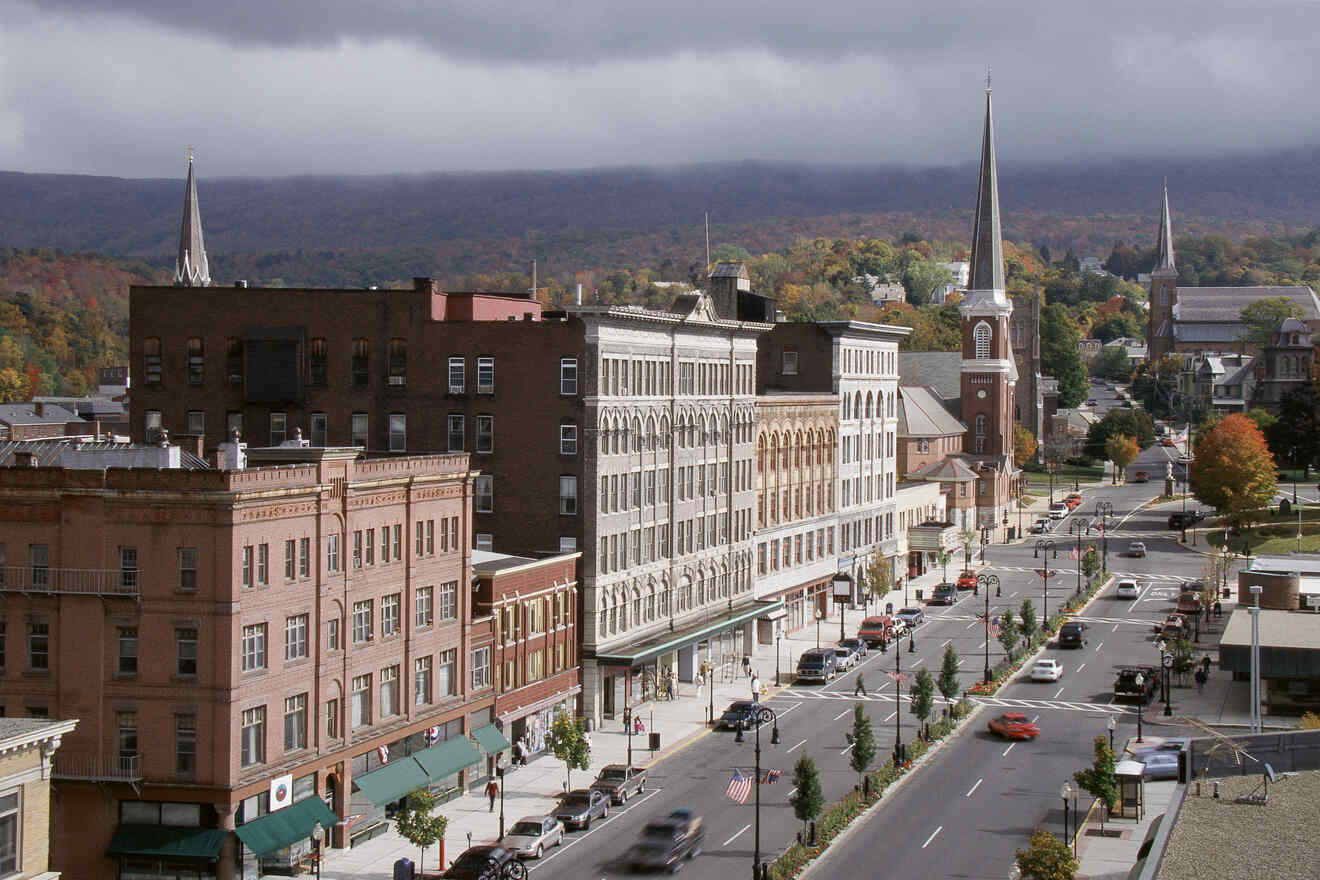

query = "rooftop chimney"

[{"left": 217, "top": 429, "right": 247, "bottom": 470}]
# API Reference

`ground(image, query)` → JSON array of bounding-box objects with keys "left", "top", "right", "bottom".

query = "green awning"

[
  {"left": 471, "top": 724, "right": 511, "bottom": 754},
  {"left": 234, "top": 797, "right": 338, "bottom": 857},
  {"left": 107, "top": 824, "right": 227, "bottom": 861},
  {"left": 351, "top": 757, "right": 431, "bottom": 807},
  {"left": 415, "top": 736, "right": 482, "bottom": 781}
]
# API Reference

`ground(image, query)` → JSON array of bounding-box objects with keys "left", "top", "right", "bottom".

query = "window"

[
  {"left": 352, "top": 338, "right": 369, "bottom": 386},
  {"left": 448, "top": 356, "right": 465, "bottom": 393},
  {"left": 186, "top": 337, "right": 204, "bottom": 384},
  {"left": 187, "top": 410, "right": 205, "bottom": 434},
  {"left": 439, "top": 581, "right": 457, "bottom": 620},
  {"left": 28, "top": 544, "right": 48, "bottom": 587},
  {"left": 380, "top": 666, "right": 399, "bottom": 717},
  {"left": 310, "top": 412, "right": 328, "bottom": 446},
  {"left": 475, "top": 475, "right": 493, "bottom": 512},
  {"left": 559, "top": 475, "right": 578, "bottom": 515},
  {"left": 284, "top": 540, "right": 295, "bottom": 580},
  {"left": 325, "top": 699, "right": 341, "bottom": 740},
  {"left": 226, "top": 337, "right": 243, "bottom": 385},
  {"left": 560, "top": 423, "right": 578, "bottom": 455},
  {"left": 256, "top": 543, "right": 268, "bottom": 585},
  {"left": 285, "top": 615, "right": 308, "bottom": 660},
  {"left": 175, "top": 714, "right": 197, "bottom": 775},
  {"left": 416, "top": 522, "right": 424, "bottom": 557},
  {"left": 326, "top": 534, "right": 340, "bottom": 572},
  {"left": 226, "top": 410, "right": 243, "bottom": 439},
  {"left": 117, "top": 627, "right": 138, "bottom": 675},
  {"left": 526, "top": 649, "right": 545, "bottom": 682},
  {"left": 241, "top": 624, "right": 267, "bottom": 672},
  {"left": 118, "top": 711, "right": 139, "bottom": 772},
  {"left": 560, "top": 358, "right": 578, "bottom": 395},
  {"left": 974, "top": 413, "right": 988, "bottom": 454},
  {"left": 351, "top": 413, "right": 368, "bottom": 448},
  {"left": 144, "top": 337, "right": 162, "bottom": 385},
  {"left": 381, "top": 594, "right": 401, "bottom": 637},
  {"left": 144, "top": 410, "right": 162, "bottom": 444},
  {"left": 284, "top": 694, "right": 307, "bottom": 752},
  {"left": 28, "top": 622, "right": 48, "bottom": 671},
  {"left": 269, "top": 412, "right": 287, "bottom": 446},
  {"left": 117, "top": 546, "right": 138, "bottom": 592},
  {"left": 299, "top": 537, "right": 310, "bottom": 577},
  {"left": 240, "top": 706, "right": 265, "bottom": 766},
  {"left": 414, "top": 656, "right": 433, "bottom": 706},
  {"left": 781, "top": 347, "right": 799, "bottom": 375},
  {"left": 447, "top": 414, "right": 465, "bottom": 452},
  {"left": 974, "top": 322, "right": 991, "bottom": 359},
  {"left": 353, "top": 600, "right": 373, "bottom": 643},
  {"left": 351, "top": 674, "right": 372, "bottom": 728},
  {"left": 364, "top": 529, "right": 374, "bottom": 565},
  {"left": 391, "top": 524, "right": 401, "bottom": 560},
  {"left": 389, "top": 414, "right": 406, "bottom": 451},
  {"left": 560, "top": 536, "right": 577, "bottom": 553},
  {"left": 476, "top": 415, "right": 494, "bottom": 453},
  {"left": 475, "top": 533, "right": 493, "bottom": 551},
  {"left": 176, "top": 628, "right": 197, "bottom": 676},
  {"left": 309, "top": 338, "right": 328, "bottom": 385},
  {"left": 438, "top": 649, "right": 456, "bottom": 697},
  {"left": 471, "top": 647, "right": 491, "bottom": 689},
  {"left": 388, "top": 338, "right": 407, "bottom": 386},
  {"left": 415, "top": 586, "right": 433, "bottom": 628},
  {"left": 477, "top": 356, "right": 494, "bottom": 393},
  {"left": 426, "top": 519, "right": 435, "bottom": 555}
]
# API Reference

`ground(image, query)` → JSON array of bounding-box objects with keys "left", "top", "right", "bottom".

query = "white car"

[
  {"left": 1115, "top": 580, "right": 1140, "bottom": 600},
  {"left": 832, "top": 647, "right": 857, "bottom": 671},
  {"left": 1049, "top": 502, "right": 1068, "bottom": 520},
  {"left": 1030, "top": 659, "right": 1064, "bottom": 682},
  {"left": 500, "top": 815, "right": 565, "bottom": 859}
]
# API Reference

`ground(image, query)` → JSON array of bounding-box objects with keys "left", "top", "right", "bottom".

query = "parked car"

[
  {"left": 1030, "top": 659, "right": 1064, "bottom": 682},
  {"left": 795, "top": 648, "right": 839, "bottom": 683},
  {"left": 1168, "top": 510, "right": 1205, "bottom": 529},
  {"left": 895, "top": 607, "right": 925, "bottom": 628},
  {"left": 590, "top": 764, "right": 648, "bottom": 804},
  {"left": 857, "top": 616, "right": 898, "bottom": 647},
  {"left": 444, "top": 846, "right": 517, "bottom": 879},
  {"left": 500, "top": 816, "right": 564, "bottom": 860},
  {"left": 1031, "top": 518, "right": 1051, "bottom": 535},
  {"left": 956, "top": 570, "right": 979, "bottom": 590},
  {"left": 716, "top": 701, "right": 757, "bottom": 731},
  {"left": 1049, "top": 502, "right": 1068, "bottom": 520},
  {"left": 831, "top": 647, "right": 857, "bottom": 671},
  {"left": 553, "top": 789, "right": 609, "bottom": 831},
  {"left": 1128, "top": 541, "right": 1147, "bottom": 558},
  {"left": 1057, "top": 621, "right": 1088, "bottom": 648},
  {"left": 929, "top": 583, "right": 958, "bottom": 605},
  {"left": 1133, "top": 471, "right": 1149, "bottom": 483},
  {"left": 987, "top": 712, "right": 1040, "bottom": 740},
  {"left": 1115, "top": 579, "right": 1140, "bottom": 600},
  {"left": 626, "top": 809, "right": 705, "bottom": 873},
  {"left": 1130, "top": 747, "right": 1180, "bottom": 780},
  {"left": 1154, "top": 613, "right": 1189, "bottom": 640},
  {"left": 838, "top": 637, "right": 868, "bottom": 659},
  {"left": 1113, "top": 665, "right": 1160, "bottom": 703}
]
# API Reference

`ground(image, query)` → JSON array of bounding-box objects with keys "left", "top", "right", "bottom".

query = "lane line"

[
  {"left": 832, "top": 709, "right": 851, "bottom": 721},
  {"left": 885, "top": 710, "right": 897, "bottom": 722},
  {"left": 941, "top": 639, "right": 952, "bottom": 648},
  {"left": 1095, "top": 641, "right": 1105, "bottom": 653},
  {"left": 1003, "top": 742, "right": 1016, "bottom": 757},
  {"left": 912, "top": 658, "right": 925, "bottom": 667},
  {"left": 840, "top": 742, "right": 855, "bottom": 755},
  {"left": 922, "top": 826, "right": 943, "bottom": 849},
  {"left": 1112, "top": 623, "right": 1119, "bottom": 632},
  {"left": 786, "top": 738, "right": 807, "bottom": 754},
  {"left": 966, "top": 620, "right": 980, "bottom": 630},
  {"left": 723, "top": 824, "right": 751, "bottom": 847},
  {"left": 1054, "top": 687, "right": 1065, "bottom": 699},
  {"left": 1078, "top": 662, "right": 1087, "bottom": 673},
  {"left": 979, "top": 640, "right": 986, "bottom": 650},
  {"left": 966, "top": 778, "right": 983, "bottom": 797},
  {"left": 788, "top": 786, "right": 798, "bottom": 797},
  {"left": 1031, "top": 715, "right": 1040, "bottom": 723}
]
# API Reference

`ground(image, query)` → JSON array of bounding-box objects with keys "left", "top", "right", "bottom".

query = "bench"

[{"left": 349, "top": 820, "right": 390, "bottom": 848}]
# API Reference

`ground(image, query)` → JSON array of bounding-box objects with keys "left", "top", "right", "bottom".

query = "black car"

[
  {"left": 716, "top": 701, "right": 757, "bottom": 731},
  {"left": 626, "top": 810, "right": 705, "bottom": 873},
  {"left": 1058, "top": 621, "right": 1088, "bottom": 648},
  {"left": 443, "top": 845, "right": 516, "bottom": 879},
  {"left": 1168, "top": 510, "right": 1205, "bottom": 529},
  {"left": 929, "top": 583, "right": 958, "bottom": 605}
]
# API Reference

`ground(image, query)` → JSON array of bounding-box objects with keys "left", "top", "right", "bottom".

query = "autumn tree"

[
  {"left": 1189, "top": 414, "right": 1278, "bottom": 529},
  {"left": 864, "top": 548, "right": 892, "bottom": 603},
  {"left": 1104, "top": 434, "right": 1140, "bottom": 484},
  {"left": 1014, "top": 426, "right": 1039, "bottom": 466},
  {"left": 0, "top": 367, "right": 25, "bottom": 403},
  {"left": 1086, "top": 408, "right": 1155, "bottom": 459}
]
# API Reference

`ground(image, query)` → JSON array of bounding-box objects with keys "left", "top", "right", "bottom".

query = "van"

[
  {"left": 795, "top": 648, "right": 838, "bottom": 683},
  {"left": 857, "top": 616, "right": 895, "bottom": 647}
]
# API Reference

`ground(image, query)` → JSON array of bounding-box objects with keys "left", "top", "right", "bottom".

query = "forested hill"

[{"left": 1, "top": 147, "right": 1319, "bottom": 285}]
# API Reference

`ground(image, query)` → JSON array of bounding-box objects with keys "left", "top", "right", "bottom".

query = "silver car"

[{"left": 500, "top": 815, "right": 564, "bottom": 859}]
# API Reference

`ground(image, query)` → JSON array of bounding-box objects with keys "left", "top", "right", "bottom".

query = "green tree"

[
  {"left": 898, "top": 254, "right": 953, "bottom": 305},
  {"left": 937, "top": 643, "right": 961, "bottom": 704},
  {"left": 864, "top": 548, "right": 892, "bottom": 604},
  {"left": 1086, "top": 409, "right": 1155, "bottom": 459},
  {"left": 1040, "top": 303, "right": 1088, "bottom": 408},
  {"left": 936, "top": 548, "right": 952, "bottom": 582},
  {"left": 551, "top": 711, "right": 591, "bottom": 791},
  {"left": 394, "top": 788, "right": 448, "bottom": 878},
  {"left": 1016, "top": 828, "right": 1079, "bottom": 880},
  {"left": 1267, "top": 384, "right": 1319, "bottom": 470},
  {"left": 1082, "top": 546, "right": 1100, "bottom": 580},
  {"left": 1240, "top": 296, "right": 1304, "bottom": 348},
  {"left": 909, "top": 668, "right": 935, "bottom": 733},
  {"left": 1105, "top": 434, "right": 1140, "bottom": 484},
  {"left": 1189, "top": 414, "right": 1278, "bottom": 529},
  {"left": 1073, "top": 735, "right": 1119, "bottom": 830},
  {"left": 1015, "top": 425, "right": 1039, "bottom": 465},
  {"left": 847, "top": 703, "right": 876, "bottom": 787},
  {"left": 789, "top": 756, "right": 824, "bottom": 836},
  {"left": 959, "top": 528, "right": 978, "bottom": 573},
  {"left": 1019, "top": 599, "right": 1037, "bottom": 642},
  {"left": 1244, "top": 408, "right": 1278, "bottom": 435},
  {"left": 1090, "top": 345, "right": 1133, "bottom": 381},
  {"left": 998, "top": 609, "right": 1020, "bottom": 661}
]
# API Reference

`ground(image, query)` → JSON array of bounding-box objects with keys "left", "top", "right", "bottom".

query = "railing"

[
  {"left": 0, "top": 566, "right": 139, "bottom": 597},
  {"left": 53, "top": 753, "right": 142, "bottom": 781}
]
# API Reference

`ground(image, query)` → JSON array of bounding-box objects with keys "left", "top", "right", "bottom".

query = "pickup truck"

[
  {"left": 590, "top": 764, "right": 647, "bottom": 804},
  {"left": 626, "top": 809, "right": 705, "bottom": 873},
  {"left": 1113, "top": 664, "right": 1159, "bottom": 703}
]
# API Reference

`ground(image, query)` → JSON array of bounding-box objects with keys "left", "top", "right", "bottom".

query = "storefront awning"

[
  {"left": 471, "top": 724, "right": 511, "bottom": 754},
  {"left": 107, "top": 824, "right": 227, "bottom": 861},
  {"left": 234, "top": 797, "right": 338, "bottom": 857},
  {"left": 351, "top": 757, "right": 431, "bottom": 807},
  {"left": 594, "top": 600, "right": 784, "bottom": 667},
  {"left": 758, "top": 608, "right": 787, "bottom": 621},
  {"left": 415, "top": 736, "right": 482, "bottom": 781}
]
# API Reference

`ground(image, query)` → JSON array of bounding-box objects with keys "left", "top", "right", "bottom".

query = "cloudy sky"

[{"left": 3, "top": 0, "right": 1317, "bottom": 179}]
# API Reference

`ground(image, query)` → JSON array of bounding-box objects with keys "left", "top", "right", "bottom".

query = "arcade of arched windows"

[
  {"left": 755, "top": 424, "right": 836, "bottom": 529},
  {"left": 594, "top": 552, "right": 754, "bottom": 641}
]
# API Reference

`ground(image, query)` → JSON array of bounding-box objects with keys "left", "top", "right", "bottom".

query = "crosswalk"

[
  {"left": 988, "top": 565, "right": 1188, "bottom": 583},
  {"left": 776, "top": 688, "right": 1135, "bottom": 716}
]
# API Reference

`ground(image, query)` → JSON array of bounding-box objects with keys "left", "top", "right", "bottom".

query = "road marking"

[
  {"left": 1095, "top": 641, "right": 1104, "bottom": 653},
  {"left": 774, "top": 701, "right": 802, "bottom": 718},
  {"left": 1054, "top": 687, "right": 1065, "bottom": 698},
  {"left": 941, "top": 639, "right": 952, "bottom": 648},
  {"left": 1112, "top": 623, "right": 1120, "bottom": 632},
  {"left": 979, "top": 640, "right": 986, "bottom": 650},
  {"left": 788, "top": 786, "right": 798, "bottom": 797},
  {"left": 786, "top": 738, "right": 807, "bottom": 754},
  {"left": 966, "top": 620, "right": 980, "bottom": 629},
  {"left": 833, "top": 709, "right": 851, "bottom": 721},
  {"left": 1003, "top": 742, "right": 1016, "bottom": 757},
  {"left": 1009, "top": 590, "right": 1019, "bottom": 597},
  {"left": 957, "top": 659, "right": 964, "bottom": 667},
  {"left": 922, "top": 826, "right": 943, "bottom": 848},
  {"left": 885, "top": 710, "right": 897, "bottom": 721},
  {"left": 966, "top": 778, "right": 982, "bottom": 797},
  {"left": 1077, "top": 662, "right": 1087, "bottom": 673},
  {"left": 724, "top": 824, "right": 751, "bottom": 847},
  {"left": 1031, "top": 715, "right": 1040, "bottom": 723},
  {"left": 841, "top": 742, "right": 855, "bottom": 754},
  {"left": 912, "top": 658, "right": 925, "bottom": 667}
]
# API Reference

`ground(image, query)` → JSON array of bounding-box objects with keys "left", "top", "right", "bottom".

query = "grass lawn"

[{"left": 1205, "top": 503, "right": 1320, "bottom": 555}]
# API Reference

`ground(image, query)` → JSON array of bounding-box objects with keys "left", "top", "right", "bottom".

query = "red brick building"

[{"left": 0, "top": 441, "right": 498, "bottom": 880}]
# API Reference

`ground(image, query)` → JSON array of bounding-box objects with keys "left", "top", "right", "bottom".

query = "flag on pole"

[
  {"left": 424, "top": 726, "right": 441, "bottom": 747},
  {"left": 762, "top": 769, "right": 783, "bottom": 784},
  {"left": 377, "top": 745, "right": 390, "bottom": 765},
  {"left": 725, "top": 769, "right": 752, "bottom": 804},
  {"left": 886, "top": 670, "right": 910, "bottom": 684},
  {"left": 1070, "top": 547, "right": 1079, "bottom": 560}
]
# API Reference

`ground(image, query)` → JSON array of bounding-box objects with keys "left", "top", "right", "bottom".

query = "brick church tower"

[
  {"left": 1147, "top": 183, "right": 1178, "bottom": 363},
  {"left": 959, "top": 86, "right": 1017, "bottom": 461}
]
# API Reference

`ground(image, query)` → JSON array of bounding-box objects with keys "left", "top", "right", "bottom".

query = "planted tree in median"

[
  {"left": 395, "top": 788, "right": 448, "bottom": 878},
  {"left": 998, "top": 609, "right": 1020, "bottom": 661},
  {"left": 1082, "top": 546, "right": 1100, "bottom": 581},
  {"left": 937, "top": 644, "right": 960, "bottom": 707},
  {"left": 959, "top": 527, "right": 978, "bottom": 572},
  {"left": 551, "top": 710, "right": 590, "bottom": 791},
  {"left": 1073, "top": 735, "right": 1119, "bottom": 831},
  {"left": 847, "top": 703, "right": 876, "bottom": 788},
  {"left": 1016, "top": 827, "right": 1079, "bottom": 880},
  {"left": 909, "top": 668, "right": 935, "bottom": 736},
  {"left": 789, "top": 756, "right": 824, "bottom": 839},
  {"left": 1019, "top": 598, "right": 1038, "bottom": 642}
]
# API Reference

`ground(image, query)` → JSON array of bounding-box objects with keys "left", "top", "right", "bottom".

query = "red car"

[
  {"left": 1064, "top": 494, "right": 1082, "bottom": 510},
  {"left": 956, "top": 570, "right": 978, "bottom": 590},
  {"left": 1133, "top": 471, "right": 1149, "bottom": 483},
  {"left": 1161, "top": 438, "right": 1176, "bottom": 448},
  {"left": 988, "top": 713, "right": 1040, "bottom": 740}
]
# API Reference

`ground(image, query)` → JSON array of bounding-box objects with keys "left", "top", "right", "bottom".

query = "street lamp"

[
  {"left": 309, "top": 821, "right": 323, "bottom": 880},
  {"left": 497, "top": 766, "right": 507, "bottom": 840},
  {"left": 1095, "top": 502, "right": 1113, "bottom": 574},
  {"left": 1060, "top": 781, "right": 1073, "bottom": 847},
  {"left": 1035, "top": 540, "right": 1056, "bottom": 622},
  {"left": 1134, "top": 674, "right": 1145, "bottom": 743},
  {"left": 815, "top": 609, "right": 823, "bottom": 649},
  {"left": 1107, "top": 715, "right": 1116, "bottom": 751},
  {"left": 1249, "top": 584, "right": 1263, "bottom": 733},
  {"left": 978, "top": 574, "right": 999, "bottom": 684},
  {"left": 734, "top": 705, "right": 781, "bottom": 880},
  {"left": 1162, "top": 651, "right": 1174, "bottom": 717},
  {"left": 626, "top": 704, "right": 634, "bottom": 766},
  {"left": 775, "top": 631, "right": 782, "bottom": 687},
  {"left": 892, "top": 633, "right": 907, "bottom": 765}
]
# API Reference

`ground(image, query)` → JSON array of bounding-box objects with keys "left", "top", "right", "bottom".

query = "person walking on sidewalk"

[
  {"left": 742, "top": 655, "right": 751, "bottom": 678},
  {"left": 485, "top": 778, "right": 499, "bottom": 812},
  {"left": 1201, "top": 655, "right": 1212, "bottom": 676},
  {"left": 750, "top": 671, "right": 761, "bottom": 703},
  {"left": 695, "top": 670, "right": 705, "bottom": 699},
  {"left": 1195, "top": 667, "right": 1207, "bottom": 693},
  {"left": 854, "top": 672, "right": 867, "bottom": 697}
]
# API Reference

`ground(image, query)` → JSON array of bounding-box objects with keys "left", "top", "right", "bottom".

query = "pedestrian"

[
  {"left": 622, "top": 707, "right": 631, "bottom": 733},
  {"left": 1213, "top": 600, "right": 1222, "bottom": 618},
  {"left": 854, "top": 672, "right": 867, "bottom": 697},
  {"left": 667, "top": 675, "right": 677, "bottom": 701},
  {"left": 1201, "top": 655, "right": 1212, "bottom": 675},
  {"left": 634, "top": 715, "right": 645, "bottom": 735},
  {"left": 695, "top": 670, "right": 705, "bottom": 699},
  {"left": 742, "top": 654, "right": 751, "bottom": 678},
  {"left": 1195, "top": 668, "right": 1207, "bottom": 693},
  {"left": 485, "top": 778, "right": 499, "bottom": 812},
  {"left": 750, "top": 672, "right": 761, "bottom": 703}
]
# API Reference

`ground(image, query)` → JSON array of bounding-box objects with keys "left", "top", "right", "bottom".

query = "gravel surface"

[{"left": 1157, "top": 771, "right": 1320, "bottom": 880}]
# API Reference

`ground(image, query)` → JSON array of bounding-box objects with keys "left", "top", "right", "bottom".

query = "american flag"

[
  {"left": 377, "top": 745, "right": 390, "bottom": 764},
  {"left": 981, "top": 613, "right": 1000, "bottom": 637},
  {"left": 1069, "top": 547, "right": 1079, "bottom": 560},
  {"left": 725, "top": 769, "right": 752, "bottom": 804},
  {"left": 762, "top": 769, "right": 783, "bottom": 784},
  {"left": 424, "top": 726, "right": 441, "bottom": 747},
  {"left": 886, "top": 670, "right": 910, "bottom": 684}
]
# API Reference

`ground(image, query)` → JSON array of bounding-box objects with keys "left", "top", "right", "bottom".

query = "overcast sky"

[{"left": 3, "top": 0, "right": 1317, "bottom": 179}]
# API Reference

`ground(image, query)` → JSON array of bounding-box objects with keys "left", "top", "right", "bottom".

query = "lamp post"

[
  {"left": 1060, "top": 781, "right": 1073, "bottom": 846},
  {"left": 1072, "top": 519, "right": 1088, "bottom": 598},
  {"left": 310, "top": 821, "right": 323, "bottom": 880},
  {"left": 978, "top": 574, "right": 999, "bottom": 684},
  {"left": 1107, "top": 714, "right": 1116, "bottom": 751},
  {"left": 1162, "top": 651, "right": 1174, "bottom": 717},
  {"left": 775, "top": 631, "right": 782, "bottom": 687},
  {"left": 497, "top": 766, "right": 507, "bottom": 840},
  {"left": 1035, "top": 540, "right": 1056, "bottom": 622},
  {"left": 1135, "top": 673, "right": 1145, "bottom": 743},
  {"left": 1095, "top": 502, "right": 1113, "bottom": 574},
  {"left": 626, "top": 704, "right": 634, "bottom": 767},
  {"left": 833, "top": 573, "right": 852, "bottom": 644},
  {"left": 892, "top": 634, "right": 906, "bottom": 765},
  {"left": 815, "top": 609, "right": 823, "bottom": 649},
  {"left": 1249, "top": 584, "right": 1263, "bottom": 733},
  {"left": 734, "top": 706, "right": 781, "bottom": 880}
]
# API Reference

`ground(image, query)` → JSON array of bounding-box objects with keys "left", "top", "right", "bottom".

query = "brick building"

[{"left": 0, "top": 440, "right": 496, "bottom": 880}]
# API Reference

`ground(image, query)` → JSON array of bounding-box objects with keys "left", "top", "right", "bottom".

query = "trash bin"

[
  {"left": 914, "top": 589, "right": 924, "bottom": 601},
  {"left": 393, "top": 857, "right": 415, "bottom": 880},
  {"left": 649, "top": 732, "right": 661, "bottom": 753},
  {"left": 884, "top": 602, "right": 894, "bottom": 615}
]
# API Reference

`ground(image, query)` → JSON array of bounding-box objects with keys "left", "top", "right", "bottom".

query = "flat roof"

[{"left": 1221, "top": 609, "right": 1320, "bottom": 651}]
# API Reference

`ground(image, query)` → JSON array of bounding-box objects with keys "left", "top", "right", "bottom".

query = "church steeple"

[
  {"left": 1154, "top": 180, "right": 1176, "bottom": 274},
  {"left": 967, "top": 85, "right": 1005, "bottom": 297},
  {"left": 174, "top": 150, "right": 211, "bottom": 287}
]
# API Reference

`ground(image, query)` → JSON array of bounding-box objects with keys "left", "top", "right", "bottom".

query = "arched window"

[
  {"left": 974, "top": 322, "right": 992, "bottom": 359},
  {"left": 865, "top": 391, "right": 874, "bottom": 419},
  {"left": 974, "top": 413, "right": 989, "bottom": 453}
]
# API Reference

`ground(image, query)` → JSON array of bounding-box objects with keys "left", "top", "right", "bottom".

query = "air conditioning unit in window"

[{"left": 388, "top": 376, "right": 406, "bottom": 386}]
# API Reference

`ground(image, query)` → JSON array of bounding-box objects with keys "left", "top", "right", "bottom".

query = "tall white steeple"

[{"left": 174, "top": 149, "right": 211, "bottom": 287}]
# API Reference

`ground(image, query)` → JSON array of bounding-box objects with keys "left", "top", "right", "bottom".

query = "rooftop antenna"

[
  {"left": 985, "top": 65, "right": 991, "bottom": 91},
  {"left": 705, "top": 212, "right": 711, "bottom": 271}
]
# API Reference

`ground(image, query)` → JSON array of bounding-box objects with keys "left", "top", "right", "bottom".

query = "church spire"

[
  {"left": 1155, "top": 180, "right": 1176, "bottom": 273},
  {"left": 174, "top": 149, "right": 211, "bottom": 287},
  {"left": 967, "top": 85, "right": 1005, "bottom": 295}
]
